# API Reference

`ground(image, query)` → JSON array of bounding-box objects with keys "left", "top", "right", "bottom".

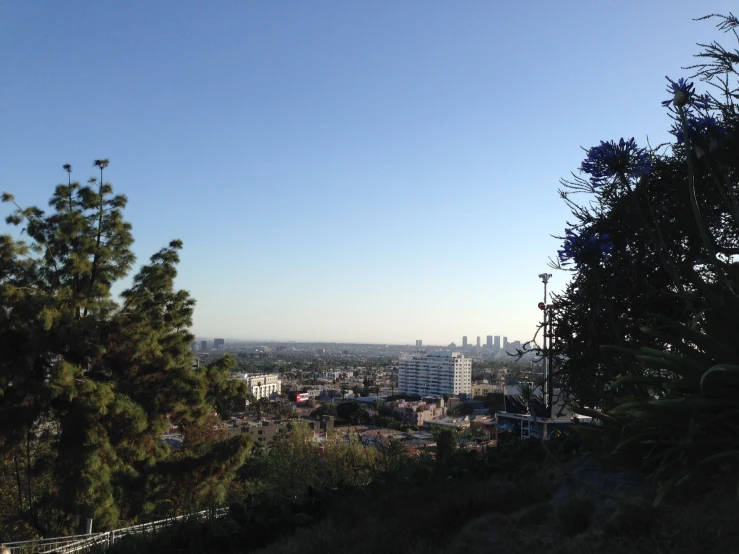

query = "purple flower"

[
  {"left": 672, "top": 115, "right": 727, "bottom": 145},
  {"left": 558, "top": 228, "right": 614, "bottom": 268},
  {"left": 693, "top": 94, "right": 711, "bottom": 110},
  {"left": 662, "top": 77, "right": 695, "bottom": 108},
  {"left": 580, "top": 138, "right": 651, "bottom": 187},
  {"left": 662, "top": 78, "right": 710, "bottom": 110}
]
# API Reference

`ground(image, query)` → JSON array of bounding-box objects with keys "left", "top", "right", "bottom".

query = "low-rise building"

[
  {"left": 423, "top": 416, "right": 471, "bottom": 431},
  {"left": 235, "top": 373, "right": 282, "bottom": 400},
  {"left": 393, "top": 399, "right": 446, "bottom": 426},
  {"left": 472, "top": 382, "right": 502, "bottom": 398},
  {"left": 243, "top": 416, "right": 334, "bottom": 446}
]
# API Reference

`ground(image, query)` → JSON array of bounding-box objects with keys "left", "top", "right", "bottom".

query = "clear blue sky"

[{"left": 1, "top": 1, "right": 733, "bottom": 344}]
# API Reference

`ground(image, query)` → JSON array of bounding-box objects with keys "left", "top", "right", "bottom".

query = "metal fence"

[{"left": 2, "top": 509, "right": 225, "bottom": 554}]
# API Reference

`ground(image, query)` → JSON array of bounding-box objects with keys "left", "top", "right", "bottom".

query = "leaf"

[
  {"left": 613, "top": 375, "right": 665, "bottom": 387},
  {"left": 698, "top": 450, "right": 739, "bottom": 466},
  {"left": 649, "top": 313, "right": 739, "bottom": 362},
  {"left": 634, "top": 347, "right": 706, "bottom": 374},
  {"left": 700, "top": 364, "right": 739, "bottom": 390}
]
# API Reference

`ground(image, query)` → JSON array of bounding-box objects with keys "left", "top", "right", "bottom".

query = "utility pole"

[{"left": 538, "top": 273, "right": 552, "bottom": 417}]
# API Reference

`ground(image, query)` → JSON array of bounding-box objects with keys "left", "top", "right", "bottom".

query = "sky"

[{"left": 0, "top": 1, "right": 735, "bottom": 345}]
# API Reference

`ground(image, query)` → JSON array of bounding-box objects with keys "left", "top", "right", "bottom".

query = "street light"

[{"left": 538, "top": 273, "right": 552, "bottom": 416}]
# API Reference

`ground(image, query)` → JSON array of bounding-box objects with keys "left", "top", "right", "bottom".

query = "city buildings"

[
  {"left": 397, "top": 352, "right": 472, "bottom": 397},
  {"left": 392, "top": 399, "right": 445, "bottom": 426},
  {"left": 472, "top": 382, "right": 501, "bottom": 397},
  {"left": 415, "top": 339, "right": 423, "bottom": 348},
  {"left": 236, "top": 373, "right": 282, "bottom": 400},
  {"left": 243, "top": 416, "right": 334, "bottom": 446},
  {"left": 214, "top": 338, "right": 225, "bottom": 348},
  {"left": 200, "top": 340, "right": 208, "bottom": 352},
  {"left": 455, "top": 333, "right": 520, "bottom": 353}
]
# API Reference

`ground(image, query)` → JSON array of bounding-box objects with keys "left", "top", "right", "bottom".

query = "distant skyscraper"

[
  {"left": 476, "top": 336, "right": 481, "bottom": 348},
  {"left": 462, "top": 336, "right": 468, "bottom": 347},
  {"left": 494, "top": 336, "right": 500, "bottom": 350},
  {"left": 214, "top": 338, "right": 225, "bottom": 348},
  {"left": 190, "top": 342, "right": 197, "bottom": 352},
  {"left": 200, "top": 340, "right": 208, "bottom": 352},
  {"left": 416, "top": 339, "right": 423, "bottom": 347},
  {"left": 503, "top": 337, "right": 509, "bottom": 349},
  {"left": 486, "top": 335, "right": 493, "bottom": 348}
]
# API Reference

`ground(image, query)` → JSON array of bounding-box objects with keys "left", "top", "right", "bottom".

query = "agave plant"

[{"left": 593, "top": 290, "right": 739, "bottom": 504}]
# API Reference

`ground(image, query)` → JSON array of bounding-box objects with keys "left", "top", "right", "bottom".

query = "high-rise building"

[
  {"left": 397, "top": 352, "right": 472, "bottom": 397},
  {"left": 494, "top": 336, "right": 500, "bottom": 350},
  {"left": 200, "top": 340, "right": 208, "bottom": 352},
  {"left": 190, "top": 342, "right": 197, "bottom": 352},
  {"left": 462, "top": 336, "right": 468, "bottom": 347},
  {"left": 476, "top": 336, "right": 481, "bottom": 348},
  {"left": 416, "top": 339, "right": 423, "bottom": 347},
  {"left": 486, "top": 335, "right": 493, "bottom": 348},
  {"left": 503, "top": 337, "right": 509, "bottom": 349},
  {"left": 214, "top": 338, "right": 225, "bottom": 348}
]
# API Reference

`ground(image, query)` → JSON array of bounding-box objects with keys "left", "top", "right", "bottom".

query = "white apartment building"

[
  {"left": 235, "top": 373, "right": 282, "bottom": 400},
  {"left": 397, "top": 352, "right": 472, "bottom": 397}
]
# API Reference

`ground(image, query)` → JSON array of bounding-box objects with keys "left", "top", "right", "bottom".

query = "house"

[
  {"left": 393, "top": 399, "right": 445, "bottom": 426},
  {"left": 424, "top": 417, "right": 471, "bottom": 431},
  {"left": 243, "top": 416, "right": 335, "bottom": 446},
  {"left": 494, "top": 387, "right": 593, "bottom": 441}
]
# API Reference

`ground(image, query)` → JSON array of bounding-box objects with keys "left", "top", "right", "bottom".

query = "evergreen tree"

[
  {"left": 0, "top": 162, "right": 250, "bottom": 536},
  {"left": 200, "top": 355, "right": 248, "bottom": 418}
]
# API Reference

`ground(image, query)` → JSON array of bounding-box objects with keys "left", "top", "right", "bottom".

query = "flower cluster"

[
  {"left": 558, "top": 228, "right": 614, "bottom": 268},
  {"left": 580, "top": 138, "right": 651, "bottom": 187},
  {"left": 672, "top": 115, "right": 726, "bottom": 145}
]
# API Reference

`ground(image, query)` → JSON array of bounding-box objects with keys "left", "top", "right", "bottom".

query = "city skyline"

[
  {"left": 193, "top": 334, "right": 524, "bottom": 348},
  {"left": 2, "top": 1, "right": 731, "bottom": 343},
  {"left": 187, "top": 329, "right": 528, "bottom": 346}
]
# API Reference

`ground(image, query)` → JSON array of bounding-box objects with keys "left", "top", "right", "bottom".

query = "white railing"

[{"left": 2, "top": 509, "right": 227, "bottom": 554}]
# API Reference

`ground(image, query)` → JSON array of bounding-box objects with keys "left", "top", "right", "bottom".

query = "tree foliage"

[
  {"left": 549, "top": 17, "right": 739, "bottom": 411},
  {"left": 547, "top": 14, "right": 739, "bottom": 500},
  {"left": 200, "top": 355, "right": 248, "bottom": 419},
  {"left": 0, "top": 162, "right": 249, "bottom": 536}
]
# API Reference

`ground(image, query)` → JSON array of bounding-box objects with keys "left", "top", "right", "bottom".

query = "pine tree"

[
  {"left": 200, "top": 354, "right": 248, "bottom": 419},
  {"left": 0, "top": 162, "right": 250, "bottom": 537}
]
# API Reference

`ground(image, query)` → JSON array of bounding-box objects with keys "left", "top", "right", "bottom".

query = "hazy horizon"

[
  {"left": 2, "top": 1, "right": 732, "bottom": 344},
  {"left": 191, "top": 336, "right": 523, "bottom": 347}
]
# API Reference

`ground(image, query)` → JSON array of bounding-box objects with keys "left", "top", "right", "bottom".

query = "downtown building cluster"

[{"left": 461, "top": 335, "right": 522, "bottom": 351}]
